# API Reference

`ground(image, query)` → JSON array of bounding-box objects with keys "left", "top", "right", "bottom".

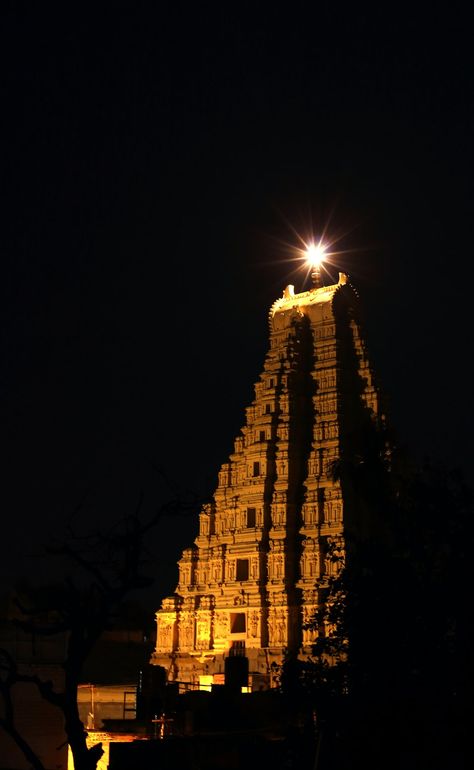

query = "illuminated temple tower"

[{"left": 151, "top": 270, "right": 383, "bottom": 689}]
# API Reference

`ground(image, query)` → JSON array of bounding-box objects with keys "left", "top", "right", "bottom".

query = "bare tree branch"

[
  {"left": 0, "top": 648, "right": 52, "bottom": 770},
  {"left": 4, "top": 469, "right": 196, "bottom": 770}
]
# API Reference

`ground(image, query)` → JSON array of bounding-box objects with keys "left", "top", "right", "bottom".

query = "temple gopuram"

[{"left": 151, "top": 269, "right": 383, "bottom": 690}]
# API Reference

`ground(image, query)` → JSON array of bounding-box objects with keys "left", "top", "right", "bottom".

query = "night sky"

[{"left": 2, "top": 5, "right": 473, "bottom": 606}]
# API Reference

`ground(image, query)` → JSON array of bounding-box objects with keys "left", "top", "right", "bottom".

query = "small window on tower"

[
  {"left": 265, "top": 403, "right": 271, "bottom": 414},
  {"left": 230, "top": 613, "right": 246, "bottom": 633},
  {"left": 246, "top": 507, "right": 256, "bottom": 528},
  {"left": 269, "top": 378, "right": 274, "bottom": 388},
  {"left": 259, "top": 430, "right": 265, "bottom": 442},
  {"left": 253, "top": 461, "right": 260, "bottom": 477},
  {"left": 236, "top": 558, "right": 249, "bottom": 581}
]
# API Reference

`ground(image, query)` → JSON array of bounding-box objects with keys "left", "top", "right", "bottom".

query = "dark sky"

[{"left": 1, "top": 5, "right": 473, "bottom": 606}]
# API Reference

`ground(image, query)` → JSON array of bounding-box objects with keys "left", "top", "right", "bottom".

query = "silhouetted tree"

[
  {"left": 0, "top": 476, "right": 196, "bottom": 770},
  {"left": 281, "top": 451, "right": 473, "bottom": 769},
  {"left": 0, "top": 647, "right": 52, "bottom": 770}
]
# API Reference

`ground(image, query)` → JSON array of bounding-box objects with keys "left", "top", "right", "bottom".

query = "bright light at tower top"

[{"left": 305, "top": 241, "right": 327, "bottom": 268}]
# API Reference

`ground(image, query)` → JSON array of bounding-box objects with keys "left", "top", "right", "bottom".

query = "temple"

[{"left": 151, "top": 272, "right": 383, "bottom": 690}]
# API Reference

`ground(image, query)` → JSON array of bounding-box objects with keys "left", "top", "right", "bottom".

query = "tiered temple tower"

[{"left": 151, "top": 272, "right": 383, "bottom": 690}]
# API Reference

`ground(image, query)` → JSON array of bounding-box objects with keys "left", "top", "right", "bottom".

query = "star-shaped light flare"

[
  {"left": 305, "top": 241, "right": 327, "bottom": 269},
  {"left": 304, "top": 240, "right": 328, "bottom": 287}
]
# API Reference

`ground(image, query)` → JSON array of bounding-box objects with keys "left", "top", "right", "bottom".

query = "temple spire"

[{"left": 151, "top": 274, "right": 382, "bottom": 692}]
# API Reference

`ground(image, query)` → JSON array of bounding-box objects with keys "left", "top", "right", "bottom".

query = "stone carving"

[
  {"left": 178, "top": 564, "right": 190, "bottom": 586},
  {"left": 179, "top": 616, "right": 194, "bottom": 650},
  {"left": 302, "top": 502, "right": 316, "bottom": 526},
  {"left": 152, "top": 276, "right": 382, "bottom": 688},
  {"left": 271, "top": 504, "right": 286, "bottom": 526},
  {"left": 322, "top": 536, "right": 344, "bottom": 577},
  {"left": 250, "top": 558, "right": 259, "bottom": 580},
  {"left": 302, "top": 605, "right": 317, "bottom": 645},
  {"left": 157, "top": 614, "right": 175, "bottom": 652},
  {"left": 211, "top": 560, "right": 222, "bottom": 582},
  {"left": 214, "top": 612, "right": 229, "bottom": 638},
  {"left": 275, "top": 555, "right": 283, "bottom": 578},
  {"left": 196, "top": 610, "right": 212, "bottom": 650},
  {"left": 268, "top": 607, "right": 287, "bottom": 645},
  {"left": 248, "top": 610, "right": 259, "bottom": 638},
  {"left": 199, "top": 512, "right": 210, "bottom": 536}
]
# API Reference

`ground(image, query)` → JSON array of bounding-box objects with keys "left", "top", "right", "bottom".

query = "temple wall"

[{"left": 151, "top": 275, "right": 382, "bottom": 688}]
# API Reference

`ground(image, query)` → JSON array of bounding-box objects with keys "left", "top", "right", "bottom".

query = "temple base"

[{"left": 151, "top": 647, "right": 292, "bottom": 692}]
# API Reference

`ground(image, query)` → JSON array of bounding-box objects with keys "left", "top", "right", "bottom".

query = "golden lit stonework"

[{"left": 151, "top": 272, "right": 381, "bottom": 690}]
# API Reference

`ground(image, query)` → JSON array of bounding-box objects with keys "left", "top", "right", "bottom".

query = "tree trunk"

[{"left": 64, "top": 666, "right": 103, "bottom": 770}]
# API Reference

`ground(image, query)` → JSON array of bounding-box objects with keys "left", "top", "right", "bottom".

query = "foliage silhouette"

[
  {"left": 280, "top": 451, "right": 473, "bottom": 769},
  {"left": 0, "top": 474, "right": 197, "bottom": 770}
]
